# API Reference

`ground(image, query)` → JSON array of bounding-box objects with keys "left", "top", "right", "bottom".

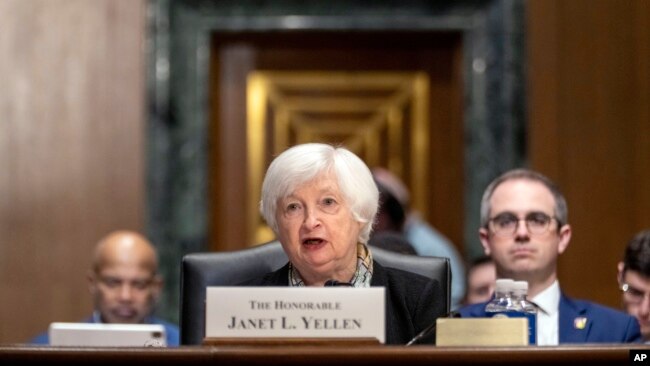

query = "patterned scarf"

[{"left": 288, "top": 243, "right": 373, "bottom": 287}]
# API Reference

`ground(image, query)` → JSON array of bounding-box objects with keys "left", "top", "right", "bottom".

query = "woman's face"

[{"left": 275, "top": 173, "right": 362, "bottom": 285}]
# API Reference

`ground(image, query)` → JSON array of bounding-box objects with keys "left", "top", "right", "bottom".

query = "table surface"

[{"left": 2, "top": 343, "right": 648, "bottom": 366}]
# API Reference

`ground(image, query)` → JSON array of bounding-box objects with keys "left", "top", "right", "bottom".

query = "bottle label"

[{"left": 486, "top": 311, "right": 536, "bottom": 345}]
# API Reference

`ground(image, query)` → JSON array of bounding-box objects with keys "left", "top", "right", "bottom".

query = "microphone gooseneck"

[
  {"left": 405, "top": 311, "right": 460, "bottom": 346},
  {"left": 324, "top": 279, "right": 353, "bottom": 287}
]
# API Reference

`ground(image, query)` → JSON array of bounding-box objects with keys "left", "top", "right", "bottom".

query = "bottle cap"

[
  {"left": 495, "top": 278, "right": 515, "bottom": 292},
  {"left": 513, "top": 281, "right": 528, "bottom": 290},
  {"left": 512, "top": 281, "right": 529, "bottom": 295}
]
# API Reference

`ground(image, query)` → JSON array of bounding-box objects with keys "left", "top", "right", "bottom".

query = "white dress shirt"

[{"left": 531, "top": 280, "right": 561, "bottom": 346}]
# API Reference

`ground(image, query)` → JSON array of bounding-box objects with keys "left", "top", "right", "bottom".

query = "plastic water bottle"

[
  {"left": 485, "top": 278, "right": 515, "bottom": 313},
  {"left": 485, "top": 278, "right": 536, "bottom": 345},
  {"left": 512, "top": 281, "right": 537, "bottom": 345}
]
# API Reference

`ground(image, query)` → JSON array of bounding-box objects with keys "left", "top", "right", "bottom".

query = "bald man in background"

[{"left": 31, "top": 231, "right": 179, "bottom": 345}]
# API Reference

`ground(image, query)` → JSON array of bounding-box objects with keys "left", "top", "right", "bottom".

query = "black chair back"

[{"left": 179, "top": 241, "right": 450, "bottom": 345}]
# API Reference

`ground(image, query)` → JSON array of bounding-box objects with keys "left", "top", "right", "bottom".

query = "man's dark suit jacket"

[
  {"left": 241, "top": 261, "right": 446, "bottom": 345},
  {"left": 458, "top": 292, "right": 642, "bottom": 343}
]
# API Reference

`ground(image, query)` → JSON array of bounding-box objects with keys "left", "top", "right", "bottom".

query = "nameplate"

[
  {"left": 436, "top": 318, "right": 528, "bottom": 346},
  {"left": 206, "top": 287, "right": 385, "bottom": 343}
]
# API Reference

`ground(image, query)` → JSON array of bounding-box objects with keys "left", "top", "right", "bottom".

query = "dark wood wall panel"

[
  {"left": 633, "top": 0, "right": 650, "bottom": 234},
  {"left": 0, "top": 0, "right": 146, "bottom": 343},
  {"left": 210, "top": 45, "right": 254, "bottom": 252},
  {"left": 528, "top": 0, "right": 650, "bottom": 308},
  {"left": 427, "top": 44, "right": 465, "bottom": 257}
]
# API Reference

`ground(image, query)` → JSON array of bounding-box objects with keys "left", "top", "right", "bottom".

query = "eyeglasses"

[
  {"left": 487, "top": 212, "right": 558, "bottom": 237},
  {"left": 620, "top": 283, "right": 650, "bottom": 305}
]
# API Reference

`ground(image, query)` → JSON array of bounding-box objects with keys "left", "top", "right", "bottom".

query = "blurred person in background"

[
  {"left": 372, "top": 167, "right": 466, "bottom": 309},
  {"left": 464, "top": 256, "right": 496, "bottom": 305},
  {"left": 618, "top": 229, "right": 650, "bottom": 342},
  {"left": 31, "top": 230, "right": 179, "bottom": 345}
]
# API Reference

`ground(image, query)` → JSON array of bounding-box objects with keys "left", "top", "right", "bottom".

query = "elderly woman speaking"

[{"left": 243, "top": 143, "right": 446, "bottom": 344}]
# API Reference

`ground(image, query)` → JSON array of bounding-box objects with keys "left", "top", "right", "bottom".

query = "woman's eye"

[
  {"left": 287, "top": 203, "right": 300, "bottom": 211},
  {"left": 322, "top": 197, "right": 336, "bottom": 205},
  {"left": 320, "top": 197, "right": 339, "bottom": 213}
]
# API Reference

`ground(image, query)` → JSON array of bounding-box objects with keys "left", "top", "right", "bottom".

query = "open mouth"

[{"left": 302, "top": 238, "right": 325, "bottom": 246}]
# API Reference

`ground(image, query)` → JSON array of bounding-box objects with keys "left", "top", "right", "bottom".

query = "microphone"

[
  {"left": 324, "top": 279, "right": 353, "bottom": 287},
  {"left": 405, "top": 311, "right": 460, "bottom": 346}
]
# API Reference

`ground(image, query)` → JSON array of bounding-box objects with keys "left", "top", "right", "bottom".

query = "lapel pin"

[{"left": 574, "top": 317, "right": 588, "bottom": 330}]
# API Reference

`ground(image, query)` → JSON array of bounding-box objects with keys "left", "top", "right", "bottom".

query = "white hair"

[{"left": 260, "top": 143, "right": 379, "bottom": 244}]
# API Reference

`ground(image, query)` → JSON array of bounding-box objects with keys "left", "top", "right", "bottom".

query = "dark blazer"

[
  {"left": 240, "top": 260, "right": 446, "bottom": 345},
  {"left": 457, "top": 292, "right": 642, "bottom": 343}
]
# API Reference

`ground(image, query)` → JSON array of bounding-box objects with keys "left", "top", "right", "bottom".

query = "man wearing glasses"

[
  {"left": 458, "top": 169, "right": 640, "bottom": 344},
  {"left": 618, "top": 229, "right": 650, "bottom": 342},
  {"left": 31, "top": 230, "right": 179, "bottom": 345}
]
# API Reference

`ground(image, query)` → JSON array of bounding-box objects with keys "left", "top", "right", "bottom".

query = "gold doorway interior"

[{"left": 247, "top": 71, "right": 431, "bottom": 244}]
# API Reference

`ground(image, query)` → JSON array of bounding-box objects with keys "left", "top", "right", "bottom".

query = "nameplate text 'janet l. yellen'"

[{"left": 205, "top": 287, "right": 385, "bottom": 343}]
